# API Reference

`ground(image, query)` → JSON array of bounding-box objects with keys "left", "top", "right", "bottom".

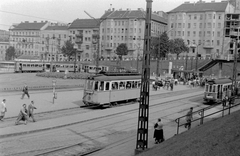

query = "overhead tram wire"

[{"left": 0, "top": 10, "right": 67, "bottom": 24}]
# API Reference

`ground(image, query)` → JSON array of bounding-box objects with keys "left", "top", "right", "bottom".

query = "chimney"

[
  {"left": 112, "top": 8, "right": 115, "bottom": 11},
  {"left": 34, "top": 21, "right": 37, "bottom": 23}
]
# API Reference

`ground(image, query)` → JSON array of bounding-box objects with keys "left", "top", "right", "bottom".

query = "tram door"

[{"left": 217, "top": 85, "right": 222, "bottom": 100}]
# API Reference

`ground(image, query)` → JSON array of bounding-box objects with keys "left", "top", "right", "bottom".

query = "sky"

[{"left": 0, "top": 0, "right": 220, "bottom": 31}]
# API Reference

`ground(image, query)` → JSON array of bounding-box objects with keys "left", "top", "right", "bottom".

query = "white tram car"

[
  {"left": 204, "top": 77, "right": 240, "bottom": 103},
  {"left": 82, "top": 73, "right": 141, "bottom": 106}
]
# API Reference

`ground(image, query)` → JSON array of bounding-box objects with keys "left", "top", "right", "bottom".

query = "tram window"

[
  {"left": 70, "top": 65, "right": 74, "bottom": 68},
  {"left": 112, "top": 82, "right": 119, "bottom": 90},
  {"left": 119, "top": 81, "right": 125, "bottom": 89},
  {"left": 65, "top": 65, "right": 69, "bottom": 68},
  {"left": 213, "top": 86, "right": 216, "bottom": 92},
  {"left": 100, "top": 81, "right": 104, "bottom": 90},
  {"left": 138, "top": 81, "right": 141, "bottom": 88},
  {"left": 34, "top": 64, "right": 38, "bottom": 67},
  {"left": 26, "top": 64, "right": 30, "bottom": 67},
  {"left": 23, "top": 64, "right": 26, "bottom": 67},
  {"left": 132, "top": 81, "right": 136, "bottom": 88},
  {"left": 39, "top": 64, "right": 42, "bottom": 67},
  {"left": 209, "top": 85, "right": 212, "bottom": 92},
  {"left": 87, "top": 80, "right": 94, "bottom": 90},
  {"left": 31, "top": 64, "right": 34, "bottom": 67},
  {"left": 126, "top": 81, "right": 131, "bottom": 89},
  {"left": 94, "top": 81, "right": 99, "bottom": 91},
  {"left": 205, "top": 85, "right": 209, "bottom": 92},
  {"left": 105, "top": 82, "right": 110, "bottom": 90}
]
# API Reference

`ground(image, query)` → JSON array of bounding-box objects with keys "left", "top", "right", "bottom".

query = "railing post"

[
  {"left": 200, "top": 109, "right": 204, "bottom": 125},
  {"left": 175, "top": 118, "right": 180, "bottom": 135},
  {"left": 222, "top": 104, "right": 225, "bottom": 117}
]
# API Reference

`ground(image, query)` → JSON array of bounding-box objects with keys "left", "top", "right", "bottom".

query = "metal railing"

[{"left": 175, "top": 99, "right": 240, "bottom": 135}]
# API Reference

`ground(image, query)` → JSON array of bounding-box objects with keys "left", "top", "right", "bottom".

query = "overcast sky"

[{"left": 0, "top": 0, "right": 218, "bottom": 31}]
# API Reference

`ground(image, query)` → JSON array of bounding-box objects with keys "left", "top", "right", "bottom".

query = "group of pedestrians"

[{"left": 1, "top": 83, "right": 37, "bottom": 125}]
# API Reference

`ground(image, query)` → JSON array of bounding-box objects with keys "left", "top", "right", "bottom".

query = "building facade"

[
  {"left": 167, "top": 0, "right": 234, "bottom": 58},
  {"left": 0, "top": 30, "right": 9, "bottom": 60},
  {"left": 9, "top": 21, "right": 49, "bottom": 60},
  {"left": 68, "top": 19, "right": 99, "bottom": 61},
  {"left": 100, "top": 8, "right": 168, "bottom": 59},
  {"left": 41, "top": 24, "right": 69, "bottom": 61}
]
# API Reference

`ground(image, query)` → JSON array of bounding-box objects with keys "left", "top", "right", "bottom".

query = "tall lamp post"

[{"left": 195, "top": 43, "right": 201, "bottom": 77}]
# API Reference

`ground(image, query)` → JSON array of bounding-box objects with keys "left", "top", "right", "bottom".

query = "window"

[
  {"left": 178, "top": 23, "right": 181, "bottom": 28},
  {"left": 193, "top": 31, "right": 196, "bottom": 37},
  {"left": 217, "top": 31, "right": 220, "bottom": 37},
  {"left": 126, "top": 81, "right": 132, "bottom": 89},
  {"left": 208, "top": 23, "right": 211, "bottom": 28},
  {"left": 94, "top": 81, "right": 99, "bottom": 91},
  {"left": 218, "top": 23, "right": 221, "bottom": 28},
  {"left": 217, "top": 40, "right": 220, "bottom": 46},
  {"left": 112, "top": 82, "right": 119, "bottom": 90},
  {"left": 187, "top": 31, "right": 190, "bottom": 36},
  {"left": 188, "top": 23, "right": 191, "bottom": 28},
  {"left": 188, "top": 15, "right": 191, "bottom": 20},
  {"left": 199, "top": 31, "right": 202, "bottom": 37},
  {"left": 171, "top": 23, "right": 174, "bottom": 28},
  {"left": 218, "top": 14, "right": 221, "bottom": 19},
  {"left": 86, "top": 45, "right": 89, "bottom": 49},
  {"left": 193, "top": 23, "right": 196, "bottom": 28},
  {"left": 105, "top": 82, "right": 110, "bottom": 90},
  {"left": 208, "top": 14, "right": 212, "bottom": 19},
  {"left": 119, "top": 81, "right": 125, "bottom": 89},
  {"left": 194, "top": 14, "right": 197, "bottom": 19}
]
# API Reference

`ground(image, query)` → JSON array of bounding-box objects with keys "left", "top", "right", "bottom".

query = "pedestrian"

[
  {"left": 28, "top": 101, "right": 37, "bottom": 122},
  {"left": 222, "top": 95, "right": 228, "bottom": 107},
  {"left": 185, "top": 107, "right": 193, "bottom": 130},
  {"left": 21, "top": 83, "right": 30, "bottom": 99},
  {"left": 153, "top": 118, "right": 164, "bottom": 144},
  {"left": 0, "top": 99, "right": 7, "bottom": 121},
  {"left": 15, "top": 104, "right": 28, "bottom": 125}
]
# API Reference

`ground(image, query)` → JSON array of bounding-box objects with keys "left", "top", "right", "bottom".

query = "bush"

[{"left": 36, "top": 72, "right": 94, "bottom": 79}]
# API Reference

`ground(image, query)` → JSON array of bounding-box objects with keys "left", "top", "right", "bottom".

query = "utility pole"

[
  {"left": 84, "top": 11, "right": 102, "bottom": 74},
  {"left": 136, "top": 0, "right": 152, "bottom": 151},
  {"left": 232, "top": 38, "right": 238, "bottom": 102}
]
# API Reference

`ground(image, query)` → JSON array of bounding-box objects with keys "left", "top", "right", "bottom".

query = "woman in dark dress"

[{"left": 153, "top": 118, "right": 164, "bottom": 144}]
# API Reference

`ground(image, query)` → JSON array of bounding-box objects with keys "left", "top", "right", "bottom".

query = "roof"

[
  {"left": 10, "top": 21, "right": 48, "bottom": 30},
  {"left": 101, "top": 9, "right": 167, "bottom": 24},
  {"left": 15, "top": 55, "right": 41, "bottom": 60},
  {"left": 68, "top": 19, "right": 99, "bottom": 29},
  {"left": 45, "top": 25, "right": 68, "bottom": 30},
  {"left": 168, "top": 1, "right": 228, "bottom": 13},
  {"left": 92, "top": 75, "right": 141, "bottom": 81}
]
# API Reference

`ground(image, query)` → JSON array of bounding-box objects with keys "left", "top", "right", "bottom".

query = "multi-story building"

[
  {"left": 41, "top": 24, "right": 69, "bottom": 61},
  {"left": 68, "top": 19, "right": 99, "bottom": 61},
  {"left": 100, "top": 8, "right": 167, "bottom": 59},
  {"left": 0, "top": 41, "right": 9, "bottom": 61},
  {"left": 9, "top": 21, "right": 49, "bottom": 60},
  {"left": 0, "top": 30, "right": 9, "bottom": 60},
  {"left": 167, "top": 0, "right": 234, "bottom": 57}
]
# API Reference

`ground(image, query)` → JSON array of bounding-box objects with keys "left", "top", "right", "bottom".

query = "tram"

[
  {"left": 82, "top": 72, "right": 141, "bottom": 107},
  {"left": 14, "top": 61, "right": 109, "bottom": 73},
  {"left": 203, "top": 77, "right": 240, "bottom": 103}
]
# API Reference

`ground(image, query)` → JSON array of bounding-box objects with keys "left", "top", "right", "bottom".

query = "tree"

[
  {"left": 5, "top": 46, "right": 16, "bottom": 60},
  {"left": 61, "top": 40, "right": 77, "bottom": 61},
  {"left": 116, "top": 43, "right": 128, "bottom": 60},
  {"left": 151, "top": 31, "right": 170, "bottom": 76},
  {"left": 169, "top": 38, "right": 189, "bottom": 59},
  {"left": 151, "top": 31, "right": 170, "bottom": 59}
]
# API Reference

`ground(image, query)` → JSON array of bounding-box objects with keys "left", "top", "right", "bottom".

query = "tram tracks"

[
  {"left": 0, "top": 88, "right": 203, "bottom": 129},
  {"left": 23, "top": 94, "right": 204, "bottom": 156}
]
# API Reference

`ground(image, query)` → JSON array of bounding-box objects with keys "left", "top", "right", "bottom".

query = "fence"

[{"left": 175, "top": 99, "right": 240, "bottom": 135}]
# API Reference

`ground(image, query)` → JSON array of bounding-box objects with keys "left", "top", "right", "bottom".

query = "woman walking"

[{"left": 153, "top": 118, "right": 164, "bottom": 144}]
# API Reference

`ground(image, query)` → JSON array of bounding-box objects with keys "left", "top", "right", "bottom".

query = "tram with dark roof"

[
  {"left": 82, "top": 72, "right": 141, "bottom": 107},
  {"left": 203, "top": 77, "right": 240, "bottom": 103}
]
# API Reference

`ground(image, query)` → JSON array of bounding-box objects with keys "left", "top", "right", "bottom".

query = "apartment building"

[
  {"left": 68, "top": 19, "right": 99, "bottom": 61},
  {"left": 100, "top": 8, "right": 167, "bottom": 59},
  {"left": 167, "top": 0, "right": 234, "bottom": 57},
  {"left": 41, "top": 24, "right": 69, "bottom": 61},
  {"left": 9, "top": 21, "right": 49, "bottom": 60},
  {"left": 0, "top": 30, "right": 9, "bottom": 60}
]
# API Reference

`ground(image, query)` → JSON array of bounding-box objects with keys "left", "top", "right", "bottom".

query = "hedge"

[{"left": 36, "top": 72, "right": 94, "bottom": 79}]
